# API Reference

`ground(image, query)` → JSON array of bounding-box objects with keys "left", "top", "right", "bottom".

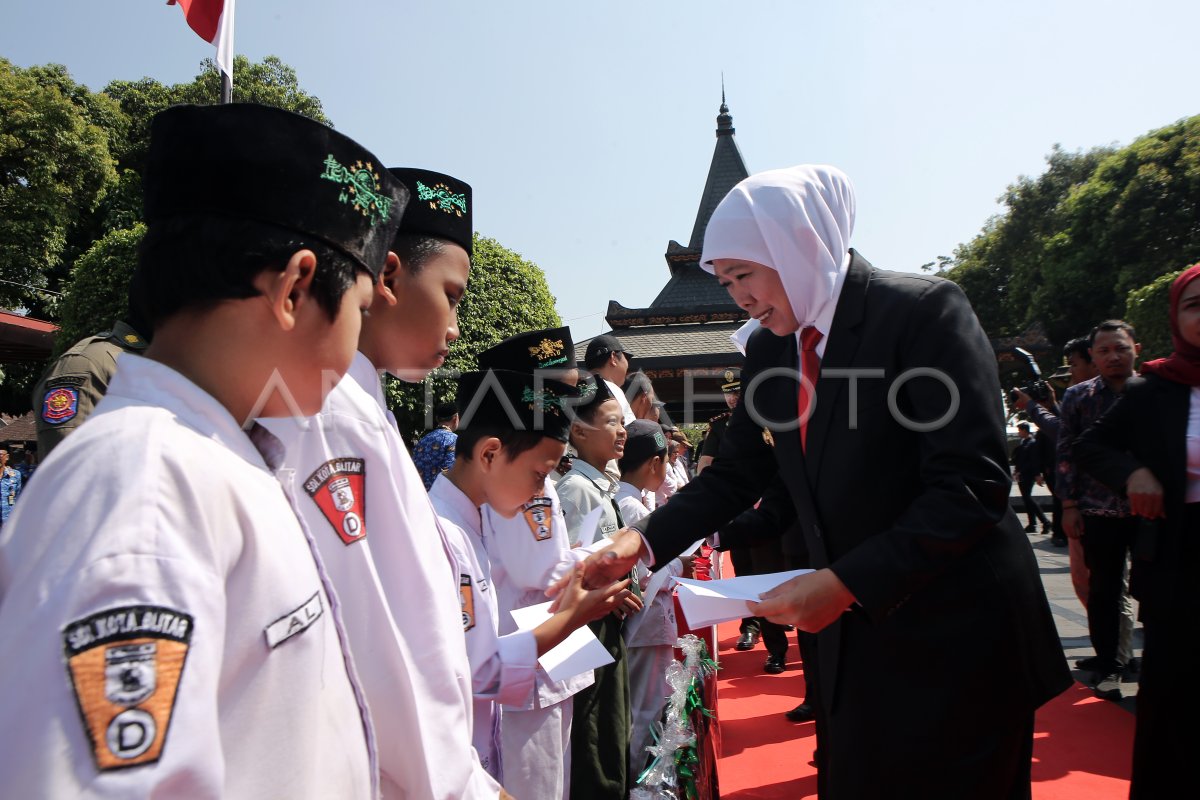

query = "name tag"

[{"left": 264, "top": 593, "right": 324, "bottom": 649}]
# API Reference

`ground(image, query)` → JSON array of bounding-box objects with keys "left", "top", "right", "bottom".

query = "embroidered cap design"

[
  {"left": 528, "top": 338, "right": 569, "bottom": 368},
  {"left": 521, "top": 387, "right": 566, "bottom": 415},
  {"left": 416, "top": 180, "right": 468, "bottom": 217},
  {"left": 320, "top": 155, "right": 393, "bottom": 225}
]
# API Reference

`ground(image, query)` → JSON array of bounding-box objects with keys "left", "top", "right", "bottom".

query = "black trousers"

[
  {"left": 1081, "top": 515, "right": 1140, "bottom": 670},
  {"left": 1130, "top": 504, "right": 1200, "bottom": 799},
  {"left": 1017, "top": 479, "right": 1048, "bottom": 527}
]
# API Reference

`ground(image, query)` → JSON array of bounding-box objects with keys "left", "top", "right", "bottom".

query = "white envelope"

[
  {"left": 573, "top": 505, "right": 606, "bottom": 547},
  {"left": 674, "top": 568, "right": 814, "bottom": 629},
  {"left": 510, "top": 601, "right": 614, "bottom": 683}
]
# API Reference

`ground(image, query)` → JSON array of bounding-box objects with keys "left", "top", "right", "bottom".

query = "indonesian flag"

[{"left": 167, "top": 0, "right": 236, "bottom": 81}]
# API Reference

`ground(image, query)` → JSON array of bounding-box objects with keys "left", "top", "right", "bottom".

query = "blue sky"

[{"left": 4, "top": 1, "right": 1198, "bottom": 339}]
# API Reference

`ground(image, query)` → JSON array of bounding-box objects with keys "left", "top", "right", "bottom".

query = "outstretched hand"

[
  {"left": 547, "top": 528, "right": 647, "bottom": 598},
  {"left": 749, "top": 568, "right": 857, "bottom": 633}
]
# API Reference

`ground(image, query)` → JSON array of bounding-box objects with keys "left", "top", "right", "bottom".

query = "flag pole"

[{"left": 221, "top": 72, "right": 232, "bottom": 104}]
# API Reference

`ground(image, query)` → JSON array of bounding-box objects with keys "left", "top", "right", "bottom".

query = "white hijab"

[{"left": 700, "top": 164, "right": 856, "bottom": 344}]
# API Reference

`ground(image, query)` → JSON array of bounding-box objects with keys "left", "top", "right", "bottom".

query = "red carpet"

[{"left": 711, "top": 605, "right": 1135, "bottom": 798}]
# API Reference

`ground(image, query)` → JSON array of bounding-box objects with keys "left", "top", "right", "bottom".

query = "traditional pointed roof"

[
  {"left": 603, "top": 93, "right": 751, "bottom": 327},
  {"left": 687, "top": 90, "right": 748, "bottom": 251},
  {"left": 651, "top": 95, "right": 750, "bottom": 310}
]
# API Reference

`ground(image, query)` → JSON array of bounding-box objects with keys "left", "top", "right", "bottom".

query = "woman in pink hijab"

[{"left": 1077, "top": 263, "right": 1200, "bottom": 799}]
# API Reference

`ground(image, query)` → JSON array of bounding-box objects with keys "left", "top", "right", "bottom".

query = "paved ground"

[{"left": 1011, "top": 483, "right": 1142, "bottom": 710}]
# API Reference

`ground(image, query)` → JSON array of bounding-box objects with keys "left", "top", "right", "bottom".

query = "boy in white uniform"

[
  {"left": 475, "top": 327, "right": 596, "bottom": 800},
  {"left": 615, "top": 420, "right": 689, "bottom": 770},
  {"left": 0, "top": 104, "right": 406, "bottom": 797},
  {"left": 261, "top": 169, "right": 510, "bottom": 798},
  {"left": 429, "top": 368, "right": 626, "bottom": 782}
]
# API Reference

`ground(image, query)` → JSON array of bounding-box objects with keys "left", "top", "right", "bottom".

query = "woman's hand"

[{"left": 1127, "top": 467, "right": 1165, "bottom": 519}]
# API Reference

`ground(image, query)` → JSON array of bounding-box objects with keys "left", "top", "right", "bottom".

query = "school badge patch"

[
  {"left": 460, "top": 574, "right": 476, "bottom": 631},
  {"left": 62, "top": 605, "right": 193, "bottom": 771},
  {"left": 303, "top": 458, "right": 366, "bottom": 545},
  {"left": 522, "top": 497, "right": 554, "bottom": 541}
]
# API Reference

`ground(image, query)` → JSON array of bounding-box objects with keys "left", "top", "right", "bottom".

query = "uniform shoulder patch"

[
  {"left": 459, "top": 574, "right": 476, "bottom": 631},
  {"left": 42, "top": 379, "right": 84, "bottom": 425},
  {"left": 303, "top": 458, "right": 366, "bottom": 545},
  {"left": 522, "top": 497, "right": 554, "bottom": 542},
  {"left": 62, "top": 605, "right": 194, "bottom": 771}
]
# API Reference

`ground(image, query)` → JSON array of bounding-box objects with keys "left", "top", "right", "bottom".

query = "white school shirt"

[
  {"left": 556, "top": 460, "right": 623, "bottom": 545},
  {"left": 481, "top": 478, "right": 596, "bottom": 710},
  {"left": 261, "top": 352, "right": 500, "bottom": 800},
  {"left": 428, "top": 475, "right": 538, "bottom": 780},
  {"left": 0, "top": 355, "right": 374, "bottom": 798},
  {"left": 616, "top": 482, "right": 683, "bottom": 648}
]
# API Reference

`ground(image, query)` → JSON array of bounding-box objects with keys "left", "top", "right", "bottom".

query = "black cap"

[
  {"left": 457, "top": 369, "right": 576, "bottom": 443},
  {"left": 573, "top": 374, "right": 614, "bottom": 419},
  {"left": 618, "top": 420, "right": 669, "bottom": 472},
  {"left": 433, "top": 401, "right": 459, "bottom": 421},
  {"left": 720, "top": 368, "right": 741, "bottom": 393},
  {"left": 144, "top": 103, "right": 409, "bottom": 279},
  {"left": 584, "top": 333, "right": 633, "bottom": 369},
  {"left": 387, "top": 168, "right": 473, "bottom": 255},
  {"left": 478, "top": 326, "right": 575, "bottom": 372}
]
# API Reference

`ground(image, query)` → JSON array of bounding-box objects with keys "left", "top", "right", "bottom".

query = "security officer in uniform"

[{"left": 32, "top": 319, "right": 149, "bottom": 457}]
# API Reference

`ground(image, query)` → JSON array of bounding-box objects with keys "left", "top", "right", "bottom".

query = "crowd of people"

[{"left": 0, "top": 101, "right": 1192, "bottom": 800}]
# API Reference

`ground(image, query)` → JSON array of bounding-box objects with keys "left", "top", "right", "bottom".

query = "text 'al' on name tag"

[{"left": 264, "top": 593, "right": 324, "bottom": 648}]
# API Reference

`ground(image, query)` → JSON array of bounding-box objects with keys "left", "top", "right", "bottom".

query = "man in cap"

[
  {"left": 584, "top": 333, "right": 636, "bottom": 425},
  {"left": 32, "top": 318, "right": 149, "bottom": 457},
  {"left": 261, "top": 168, "right": 514, "bottom": 798},
  {"left": 0, "top": 103, "right": 407, "bottom": 796}
]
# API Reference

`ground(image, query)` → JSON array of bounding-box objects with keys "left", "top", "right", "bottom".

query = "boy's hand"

[
  {"left": 554, "top": 565, "right": 631, "bottom": 624},
  {"left": 611, "top": 588, "right": 643, "bottom": 619},
  {"left": 578, "top": 528, "right": 646, "bottom": 590}
]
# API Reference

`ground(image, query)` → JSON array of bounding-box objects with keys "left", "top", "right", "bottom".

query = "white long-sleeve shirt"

[
  {"left": 0, "top": 355, "right": 374, "bottom": 798},
  {"left": 481, "top": 479, "right": 596, "bottom": 709},
  {"left": 261, "top": 352, "right": 500, "bottom": 800},
  {"left": 428, "top": 475, "right": 538, "bottom": 780}
]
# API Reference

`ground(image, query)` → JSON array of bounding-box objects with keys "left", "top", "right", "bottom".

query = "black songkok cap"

[
  {"left": 387, "top": 168, "right": 473, "bottom": 256},
  {"left": 618, "top": 419, "right": 669, "bottom": 472},
  {"left": 573, "top": 374, "right": 615, "bottom": 420},
  {"left": 457, "top": 369, "right": 576, "bottom": 443},
  {"left": 584, "top": 333, "right": 633, "bottom": 368},
  {"left": 720, "top": 368, "right": 741, "bottom": 394},
  {"left": 144, "top": 103, "right": 408, "bottom": 279},
  {"left": 478, "top": 327, "right": 575, "bottom": 372}
]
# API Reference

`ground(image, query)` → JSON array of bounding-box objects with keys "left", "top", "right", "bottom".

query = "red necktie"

[{"left": 798, "top": 326, "right": 823, "bottom": 451}]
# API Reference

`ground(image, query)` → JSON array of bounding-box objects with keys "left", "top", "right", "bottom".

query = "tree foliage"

[
  {"left": 1124, "top": 269, "right": 1182, "bottom": 362},
  {"left": 0, "top": 58, "right": 118, "bottom": 315},
  {"left": 55, "top": 224, "right": 145, "bottom": 355},
  {"left": 386, "top": 234, "right": 563, "bottom": 442},
  {"left": 0, "top": 56, "right": 329, "bottom": 413},
  {"left": 944, "top": 115, "right": 1200, "bottom": 352}
]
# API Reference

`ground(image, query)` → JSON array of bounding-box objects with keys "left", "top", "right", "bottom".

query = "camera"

[{"left": 1007, "top": 347, "right": 1051, "bottom": 406}]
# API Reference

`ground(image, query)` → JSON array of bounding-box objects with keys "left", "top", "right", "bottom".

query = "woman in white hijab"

[{"left": 579, "top": 164, "right": 1072, "bottom": 799}]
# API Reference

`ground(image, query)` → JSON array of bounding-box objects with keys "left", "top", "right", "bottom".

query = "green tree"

[
  {"left": 942, "top": 145, "right": 1113, "bottom": 342},
  {"left": 386, "top": 234, "right": 562, "bottom": 442},
  {"left": 0, "top": 56, "right": 329, "bottom": 413},
  {"left": 944, "top": 115, "right": 1200, "bottom": 353},
  {"left": 0, "top": 58, "right": 118, "bottom": 315},
  {"left": 55, "top": 224, "right": 146, "bottom": 355},
  {"left": 1125, "top": 268, "right": 1183, "bottom": 362}
]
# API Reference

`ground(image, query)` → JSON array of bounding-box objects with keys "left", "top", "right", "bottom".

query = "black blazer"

[
  {"left": 633, "top": 252, "right": 1069, "bottom": 726},
  {"left": 1075, "top": 373, "right": 1191, "bottom": 613}
]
